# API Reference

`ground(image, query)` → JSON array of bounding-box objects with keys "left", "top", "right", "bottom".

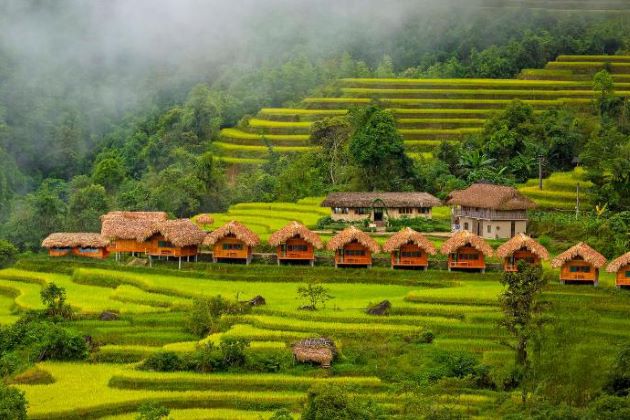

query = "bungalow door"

[{"left": 373, "top": 210, "right": 383, "bottom": 222}]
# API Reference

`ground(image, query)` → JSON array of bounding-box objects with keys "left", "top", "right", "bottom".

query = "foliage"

[
  {"left": 186, "top": 295, "right": 250, "bottom": 338},
  {"left": 604, "top": 345, "right": 630, "bottom": 397},
  {"left": 301, "top": 383, "right": 385, "bottom": 420},
  {"left": 270, "top": 408, "right": 294, "bottom": 420},
  {"left": 297, "top": 282, "right": 333, "bottom": 310},
  {"left": 498, "top": 263, "right": 546, "bottom": 402},
  {"left": 0, "top": 239, "right": 17, "bottom": 268},
  {"left": 40, "top": 283, "right": 73, "bottom": 319},
  {"left": 136, "top": 402, "right": 171, "bottom": 420},
  {"left": 0, "top": 383, "right": 27, "bottom": 420}
]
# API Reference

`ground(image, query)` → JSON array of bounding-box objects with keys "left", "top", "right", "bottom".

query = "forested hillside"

[{"left": 0, "top": 0, "right": 629, "bottom": 250}]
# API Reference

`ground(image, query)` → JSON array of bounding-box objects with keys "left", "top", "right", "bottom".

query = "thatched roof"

[
  {"left": 195, "top": 214, "right": 214, "bottom": 225},
  {"left": 157, "top": 219, "right": 207, "bottom": 247},
  {"left": 440, "top": 231, "right": 494, "bottom": 256},
  {"left": 42, "top": 233, "right": 109, "bottom": 249},
  {"left": 496, "top": 233, "right": 549, "bottom": 260},
  {"left": 326, "top": 226, "right": 380, "bottom": 253},
  {"left": 268, "top": 221, "right": 323, "bottom": 249},
  {"left": 203, "top": 221, "right": 260, "bottom": 247},
  {"left": 551, "top": 242, "right": 606, "bottom": 269},
  {"left": 100, "top": 211, "right": 168, "bottom": 241},
  {"left": 292, "top": 338, "right": 337, "bottom": 368},
  {"left": 321, "top": 192, "right": 441, "bottom": 208},
  {"left": 447, "top": 183, "right": 536, "bottom": 210},
  {"left": 607, "top": 251, "right": 630, "bottom": 273},
  {"left": 382, "top": 227, "right": 437, "bottom": 254}
]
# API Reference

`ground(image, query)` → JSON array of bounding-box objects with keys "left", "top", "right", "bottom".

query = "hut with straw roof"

[
  {"left": 327, "top": 226, "right": 380, "bottom": 268},
  {"left": 607, "top": 252, "right": 630, "bottom": 288},
  {"left": 194, "top": 214, "right": 214, "bottom": 228},
  {"left": 446, "top": 183, "right": 536, "bottom": 239},
  {"left": 551, "top": 242, "right": 606, "bottom": 285},
  {"left": 144, "top": 219, "right": 207, "bottom": 269},
  {"left": 203, "top": 221, "right": 260, "bottom": 264},
  {"left": 440, "top": 230, "right": 493, "bottom": 272},
  {"left": 100, "top": 211, "right": 168, "bottom": 257},
  {"left": 496, "top": 233, "right": 549, "bottom": 272},
  {"left": 383, "top": 227, "right": 436, "bottom": 270},
  {"left": 292, "top": 338, "right": 337, "bottom": 369},
  {"left": 268, "top": 221, "right": 323, "bottom": 266},
  {"left": 42, "top": 233, "right": 110, "bottom": 259}
]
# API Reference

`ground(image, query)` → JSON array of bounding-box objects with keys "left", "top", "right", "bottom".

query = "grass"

[{"left": 518, "top": 168, "right": 594, "bottom": 210}]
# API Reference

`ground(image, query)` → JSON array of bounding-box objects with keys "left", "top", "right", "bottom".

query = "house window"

[
  {"left": 158, "top": 241, "right": 175, "bottom": 248},
  {"left": 345, "top": 249, "right": 365, "bottom": 256},
  {"left": 222, "top": 243, "right": 243, "bottom": 250},
  {"left": 79, "top": 247, "right": 99, "bottom": 253},
  {"left": 399, "top": 207, "right": 413, "bottom": 215},
  {"left": 355, "top": 207, "right": 371, "bottom": 215},
  {"left": 487, "top": 225, "right": 492, "bottom": 233},
  {"left": 53, "top": 247, "right": 71, "bottom": 251},
  {"left": 570, "top": 265, "right": 590, "bottom": 273},
  {"left": 418, "top": 207, "right": 430, "bottom": 214},
  {"left": 401, "top": 251, "right": 421, "bottom": 258},
  {"left": 463, "top": 222, "right": 469, "bottom": 230},
  {"left": 288, "top": 244, "right": 308, "bottom": 252},
  {"left": 626, "top": 271, "right": 630, "bottom": 278},
  {"left": 458, "top": 253, "right": 478, "bottom": 260},
  {"left": 333, "top": 207, "right": 349, "bottom": 215}
]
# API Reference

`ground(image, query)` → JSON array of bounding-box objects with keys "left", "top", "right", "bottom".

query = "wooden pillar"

[
  {"left": 178, "top": 257, "right": 182, "bottom": 270},
  {"left": 187, "top": 255, "right": 190, "bottom": 262},
  {"left": 149, "top": 255, "right": 152, "bottom": 267}
]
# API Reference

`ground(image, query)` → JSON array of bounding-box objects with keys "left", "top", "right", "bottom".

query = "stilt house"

[
  {"left": 101, "top": 211, "right": 168, "bottom": 255},
  {"left": 268, "top": 221, "right": 323, "bottom": 266},
  {"left": 496, "top": 233, "right": 549, "bottom": 272},
  {"left": 607, "top": 252, "right": 630, "bottom": 288},
  {"left": 441, "top": 230, "right": 493, "bottom": 272},
  {"left": 551, "top": 242, "right": 606, "bottom": 285},
  {"left": 383, "top": 227, "right": 436, "bottom": 270},
  {"left": 143, "top": 219, "right": 206, "bottom": 268},
  {"left": 42, "top": 233, "right": 110, "bottom": 259},
  {"left": 203, "top": 221, "right": 260, "bottom": 264},
  {"left": 327, "top": 226, "right": 380, "bottom": 268}
]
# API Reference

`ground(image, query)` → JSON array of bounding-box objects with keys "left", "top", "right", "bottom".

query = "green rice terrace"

[
  {"left": 0, "top": 250, "right": 629, "bottom": 418},
  {"left": 214, "top": 55, "right": 630, "bottom": 165}
]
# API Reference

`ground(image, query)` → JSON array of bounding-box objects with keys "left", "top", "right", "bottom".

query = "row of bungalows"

[{"left": 41, "top": 212, "right": 630, "bottom": 286}]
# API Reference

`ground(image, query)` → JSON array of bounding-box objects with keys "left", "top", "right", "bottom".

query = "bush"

[
  {"left": 37, "top": 326, "right": 89, "bottom": 361},
  {"left": 186, "top": 295, "right": 250, "bottom": 337},
  {"left": 220, "top": 337, "right": 249, "bottom": 368},
  {"left": 136, "top": 402, "right": 170, "bottom": 420},
  {"left": 245, "top": 348, "right": 293, "bottom": 373},
  {"left": 183, "top": 344, "right": 223, "bottom": 373},
  {"left": 301, "top": 383, "right": 385, "bottom": 420},
  {"left": 140, "top": 352, "right": 184, "bottom": 372},
  {"left": 604, "top": 345, "right": 630, "bottom": 397},
  {"left": 0, "top": 240, "right": 18, "bottom": 269},
  {"left": 270, "top": 408, "right": 294, "bottom": 420},
  {"left": 0, "top": 383, "right": 27, "bottom": 420}
]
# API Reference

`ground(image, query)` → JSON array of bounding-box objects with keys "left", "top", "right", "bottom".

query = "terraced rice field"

[
  {"left": 518, "top": 167, "right": 594, "bottom": 210},
  {"left": 480, "top": 0, "right": 630, "bottom": 13},
  {"left": 214, "top": 55, "right": 630, "bottom": 162},
  {"left": 0, "top": 258, "right": 628, "bottom": 418}
]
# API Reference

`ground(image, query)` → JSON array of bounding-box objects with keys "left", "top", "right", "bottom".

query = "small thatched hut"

[
  {"left": 383, "top": 227, "right": 436, "bottom": 270},
  {"left": 496, "top": 233, "right": 549, "bottom": 272},
  {"left": 292, "top": 338, "right": 337, "bottom": 368},
  {"left": 42, "top": 233, "right": 110, "bottom": 259},
  {"left": 203, "top": 221, "right": 260, "bottom": 264},
  {"left": 607, "top": 252, "right": 630, "bottom": 287},
  {"left": 441, "top": 230, "right": 493, "bottom": 272},
  {"left": 327, "top": 226, "right": 380, "bottom": 268},
  {"left": 447, "top": 183, "right": 535, "bottom": 239},
  {"left": 144, "top": 219, "right": 207, "bottom": 268},
  {"left": 194, "top": 214, "right": 214, "bottom": 228},
  {"left": 268, "top": 221, "right": 323, "bottom": 266},
  {"left": 551, "top": 242, "right": 606, "bottom": 285},
  {"left": 100, "top": 211, "right": 168, "bottom": 256}
]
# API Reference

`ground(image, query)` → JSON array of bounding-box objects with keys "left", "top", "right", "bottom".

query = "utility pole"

[
  {"left": 538, "top": 154, "right": 544, "bottom": 190},
  {"left": 575, "top": 182, "right": 580, "bottom": 220}
]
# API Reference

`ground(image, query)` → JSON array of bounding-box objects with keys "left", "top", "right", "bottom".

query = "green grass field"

[
  {"left": 1, "top": 254, "right": 627, "bottom": 418},
  {"left": 518, "top": 167, "right": 594, "bottom": 210}
]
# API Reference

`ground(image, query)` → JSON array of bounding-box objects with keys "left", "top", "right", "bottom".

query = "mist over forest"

[{"left": 0, "top": 0, "right": 628, "bottom": 249}]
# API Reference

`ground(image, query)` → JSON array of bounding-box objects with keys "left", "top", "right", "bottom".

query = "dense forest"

[{"left": 0, "top": 0, "right": 629, "bottom": 250}]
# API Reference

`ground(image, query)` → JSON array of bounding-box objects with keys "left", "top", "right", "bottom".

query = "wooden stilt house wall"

[
  {"left": 607, "top": 252, "right": 630, "bottom": 287},
  {"left": 440, "top": 231, "right": 493, "bottom": 272},
  {"left": 203, "top": 221, "right": 260, "bottom": 264},
  {"left": 551, "top": 242, "right": 606, "bottom": 285},
  {"left": 268, "top": 221, "right": 323, "bottom": 266},
  {"left": 42, "top": 233, "right": 110, "bottom": 259},
  {"left": 327, "top": 226, "right": 380, "bottom": 268},
  {"left": 496, "top": 233, "right": 549, "bottom": 272},
  {"left": 383, "top": 227, "right": 436, "bottom": 269}
]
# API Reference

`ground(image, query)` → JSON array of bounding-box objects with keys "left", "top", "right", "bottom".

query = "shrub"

[
  {"left": 0, "top": 352, "right": 26, "bottom": 377},
  {"left": 245, "top": 348, "right": 293, "bottom": 373},
  {"left": 186, "top": 295, "right": 250, "bottom": 337},
  {"left": 604, "top": 345, "right": 630, "bottom": 397},
  {"left": 220, "top": 337, "right": 249, "bottom": 368},
  {"left": 301, "top": 383, "right": 385, "bottom": 420},
  {"left": 140, "top": 352, "right": 184, "bottom": 372},
  {"left": 0, "top": 383, "right": 27, "bottom": 420},
  {"left": 37, "top": 326, "right": 89, "bottom": 361},
  {"left": 40, "top": 283, "right": 74, "bottom": 319},
  {"left": 270, "top": 408, "right": 294, "bottom": 420},
  {"left": 184, "top": 344, "right": 223, "bottom": 373},
  {"left": 0, "top": 240, "right": 18, "bottom": 269},
  {"left": 136, "top": 402, "right": 170, "bottom": 420}
]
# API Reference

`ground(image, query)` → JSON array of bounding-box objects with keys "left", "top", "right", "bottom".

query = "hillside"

[
  {"left": 214, "top": 54, "right": 630, "bottom": 164},
  {"left": 480, "top": 0, "right": 630, "bottom": 12}
]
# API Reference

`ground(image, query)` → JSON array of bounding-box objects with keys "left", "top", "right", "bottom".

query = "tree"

[
  {"left": 0, "top": 383, "right": 27, "bottom": 420},
  {"left": 92, "top": 157, "right": 127, "bottom": 192},
  {"left": 349, "top": 107, "right": 414, "bottom": 190},
  {"left": 297, "top": 282, "right": 333, "bottom": 310},
  {"left": 40, "top": 283, "right": 72, "bottom": 319},
  {"left": 0, "top": 240, "right": 17, "bottom": 268},
  {"left": 66, "top": 183, "right": 109, "bottom": 231},
  {"left": 498, "top": 262, "right": 547, "bottom": 403},
  {"left": 310, "top": 117, "right": 352, "bottom": 187}
]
